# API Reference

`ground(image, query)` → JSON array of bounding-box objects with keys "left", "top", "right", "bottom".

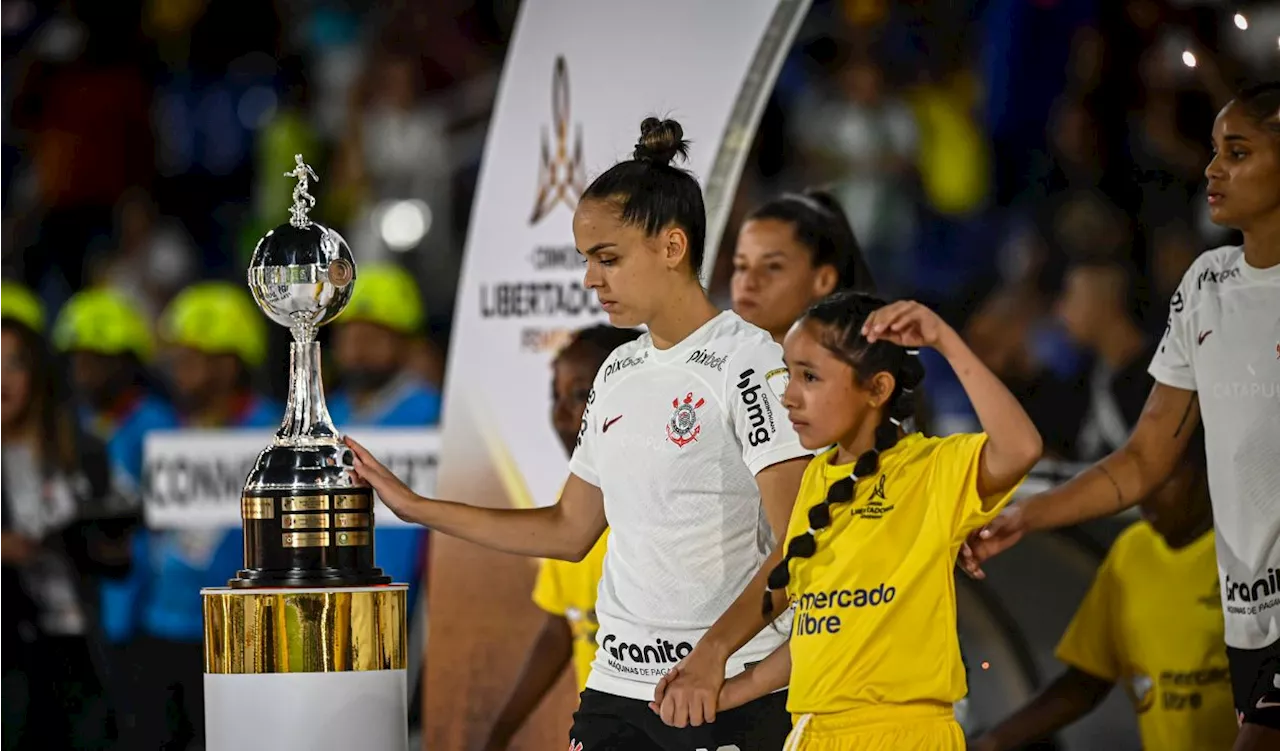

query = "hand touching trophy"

[{"left": 232, "top": 154, "right": 390, "bottom": 587}]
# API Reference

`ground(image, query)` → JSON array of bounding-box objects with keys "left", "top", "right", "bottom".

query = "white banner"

[
  {"left": 142, "top": 428, "right": 438, "bottom": 529},
  {"left": 437, "top": 0, "right": 811, "bottom": 511}
]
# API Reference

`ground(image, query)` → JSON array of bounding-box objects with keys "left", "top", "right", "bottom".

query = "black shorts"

[
  {"left": 569, "top": 688, "right": 791, "bottom": 751},
  {"left": 1228, "top": 639, "right": 1280, "bottom": 729}
]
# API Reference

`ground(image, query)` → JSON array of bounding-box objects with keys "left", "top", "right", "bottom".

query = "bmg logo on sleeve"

[{"left": 736, "top": 369, "right": 778, "bottom": 446}]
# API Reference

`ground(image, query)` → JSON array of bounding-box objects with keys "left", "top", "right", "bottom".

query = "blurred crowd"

[{"left": 1, "top": 0, "right": 1276, "bottom": 748}]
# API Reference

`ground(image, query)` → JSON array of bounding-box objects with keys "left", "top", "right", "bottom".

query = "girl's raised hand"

[{"left": 861, "top": 300, "right": 954, "bottom": 350}]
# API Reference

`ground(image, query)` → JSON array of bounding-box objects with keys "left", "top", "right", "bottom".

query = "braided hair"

[{"left": 762, "top": 292, "right": 926, "bottom": 616}]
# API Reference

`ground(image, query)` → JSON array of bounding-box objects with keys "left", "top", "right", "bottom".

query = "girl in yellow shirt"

[{"left": 654, "top": 291, "right": 1041, "bottom": 749}]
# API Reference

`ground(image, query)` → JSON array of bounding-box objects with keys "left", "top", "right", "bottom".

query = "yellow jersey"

[
  {"left": 1056, "top": 523, "right": 1235, "bottom": 750},
  {"left": 532, "top": 530, "right": 608, "bottom": 692},
  {"left": 784, "top": 433, "right": 1019, "bottom": 715}
]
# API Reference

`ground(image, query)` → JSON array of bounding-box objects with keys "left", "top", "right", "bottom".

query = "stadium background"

[{"left": 2, "top": 0, "right": 1278, "bottom": 749}]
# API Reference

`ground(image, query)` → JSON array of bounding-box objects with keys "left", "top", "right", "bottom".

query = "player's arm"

[
  {"left": 719, "top": 640, "right": 791, "bottom": 711},
  {"left": 651, "top": 640, "right": 792, "bottom": 717},
  {"left": 347, "top": 438, "right": 607, "bottom": 562},
  {"left": 481, "top": 612, "right": 574, "bottom": 751},
  {"left": 933, "top": 320, "right": 1042, "bottom": 501},
  {"left": 1027, "top": 383, "right": 1198, "bottom": 529},
  {"left": 970, "top": 668, "right": 1114, "bottom": 751}
]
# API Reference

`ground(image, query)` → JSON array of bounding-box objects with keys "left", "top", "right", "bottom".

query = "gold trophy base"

[{"left": 202, "top": 585, "right": 409, "bottom": 751}]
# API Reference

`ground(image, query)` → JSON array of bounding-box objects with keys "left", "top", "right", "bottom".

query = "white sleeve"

[
  {"left": 1148, "top": 266, "right": 1197, "bottom": 392},
  {"left": 726, "top": 341, "right": 811, "bottom": 475},
  {"left": 567, "top": 378, "right": 601, "bottom": 487}
]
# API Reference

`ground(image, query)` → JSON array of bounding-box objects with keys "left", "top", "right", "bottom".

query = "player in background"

[
  {"left": 328, "top": 263, "right": 441, "bottom": 595},
  {"left": 962, "top": 82, "right": 1280, "bottom": 748},
  {"left": 656, "top": 291, "right": 1040, "bottom": 749},
  {"left": 121, "top": 282, "right": 280, "bottom": 751},
  {"left": 481, "top": 324, "right": 643, "bottom": 750},
  {"left": 347, "top": 117, "right": 812, "bottom": 750},
  {"left": 972, "top": 428, "right": 1237, "bottom": 750},
  {"left": 731, "top": 188, "right": 877, "bottom": 343}
]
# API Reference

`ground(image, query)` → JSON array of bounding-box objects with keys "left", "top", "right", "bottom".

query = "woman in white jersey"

[
  {"left": 348, "top": 117, "right": 812, "bottom": 750},
  {"left": 731, "top": 188, "right": 877, "bottom": 343},
  {"left": 963, "top": 82, "right": 1280, "bottom": 747}
]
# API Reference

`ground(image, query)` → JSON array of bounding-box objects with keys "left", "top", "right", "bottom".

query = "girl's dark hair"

[
  {"left": 1236, "top": 81, "right": 1280, "bottom": 134},
  {"left": 1, "top": 320, "right": 80, "bottom": 474},
  {"left": 557, "top": 324, "right": 643, "bottom": 368},
  {"left": 581, "top": 117, "right": 707, "bottom": 278},
  {"left": 747, "top": 189, "right": 878, "bottom": 294},
  {"left": 762, "top": 292, "right": 926, "bottom": 616}
]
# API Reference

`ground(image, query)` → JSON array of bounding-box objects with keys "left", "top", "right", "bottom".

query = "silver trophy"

[{"left": 231, "top": 154, "right": 389, "bottom": 587}]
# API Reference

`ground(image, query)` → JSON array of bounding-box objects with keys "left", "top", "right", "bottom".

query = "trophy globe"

[{"left": 232, "top": 154, "right": 390, "bottom": 587}]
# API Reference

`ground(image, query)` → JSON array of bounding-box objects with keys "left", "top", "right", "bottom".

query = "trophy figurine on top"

[{"left": 232, "top": 154, "right": 390, "bottom": 588}]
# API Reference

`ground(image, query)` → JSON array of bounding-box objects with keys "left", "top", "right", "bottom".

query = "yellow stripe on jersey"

[{"left": 784, "top": 433, "right": 1020, "bottom": 716}]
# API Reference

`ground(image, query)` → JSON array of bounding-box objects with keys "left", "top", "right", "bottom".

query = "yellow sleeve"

[
  {"left": 1054, "top": 552, "right": 1122, "bottom": 683},
  {"left": 928, "top": 433, "right": 1024, "bottom": 539},
  {"left": 531, "top": 558, "right": 568, "bottom": 617}
]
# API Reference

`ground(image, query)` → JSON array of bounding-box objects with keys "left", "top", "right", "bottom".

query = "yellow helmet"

[
  {"left": 160, "top": 282, "right": 268, "bottom": 368},
  {"left": 339, "top": 263, "right": 424, "bottom": 334},
  {"left": 1, "top": 280, "right": 46, "bottom": 334},
  {"left": 53, "top": 288, "right": 154, "bottom": 360}
]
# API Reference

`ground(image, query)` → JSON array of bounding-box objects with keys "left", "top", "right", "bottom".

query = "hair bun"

[{"left": 634, "top": 117, "right": 690, "bottom": 166}]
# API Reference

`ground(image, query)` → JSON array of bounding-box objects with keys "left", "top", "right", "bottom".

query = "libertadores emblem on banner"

[{"left": 530, "top": 56, "right": 585, "bottom": 224}]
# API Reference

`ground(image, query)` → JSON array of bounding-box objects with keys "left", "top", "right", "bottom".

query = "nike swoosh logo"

[
  {"left": 1257, "top": 698, "right": 1280, "bottom": 710},
  {"left": 1198, "top": 330, "right": 1213, "bottom": 345},
  {"left": 602, "top": 415, "right": 623, "bottom": 433}
]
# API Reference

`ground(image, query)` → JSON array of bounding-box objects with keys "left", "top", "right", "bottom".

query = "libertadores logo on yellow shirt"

[
  {"left": 852, "top": 474, "right": 894, "bottom": 520},
  {"left": 792, "top": 583, "right": 897, "bottom": 636}
]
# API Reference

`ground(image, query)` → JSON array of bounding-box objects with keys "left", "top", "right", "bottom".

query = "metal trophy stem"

[{"left": 279, "top": 338, "right": 339, "bottom": 445}]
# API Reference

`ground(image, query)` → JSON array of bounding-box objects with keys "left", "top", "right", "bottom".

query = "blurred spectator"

[
  {"left": 329, "top": 263, "right": 441, "bottom": 594},
  {"left": 332, "top": 53, "right": 453, "bottom": 262},
  {"left": 85, "top": 187, "right": 199, "bottom": 319},
  {"left": 790, "top": 49, "right": 919, "bottom": 293},
  {"left": 119, "top": 282, "right": 279, "bottom": 751},
  {"left": 2, "top": 280, "right": 135, "bottom": 751},
  {"left": 1044, "top": 256, "right": 1156, "bottom": 461},
  {"left": 50, "top": 288, "right": 179, "bottom": 652}
]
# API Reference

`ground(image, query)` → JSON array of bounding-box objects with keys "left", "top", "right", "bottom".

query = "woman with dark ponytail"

[
  {"left": 657, "top": 291, "right": 1041, "bottom": 749},
  {"left": 347, "top": 118, "right": 813, "bottom": 750},
  {"left": 732, "top": 189, "right": 877, "bottom": 343}
]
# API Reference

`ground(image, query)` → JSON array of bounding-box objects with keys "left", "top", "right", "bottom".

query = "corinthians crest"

[
  {"left": 530, "top": 56, "right": 585, "bottom": 224},
  {"left": 667, "top": 392, "right": 705, "bottom": 447}
]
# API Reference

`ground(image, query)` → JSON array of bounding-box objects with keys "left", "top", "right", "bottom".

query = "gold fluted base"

[{"left": 203, "top": 586, "right": 407, "bottom": 674}]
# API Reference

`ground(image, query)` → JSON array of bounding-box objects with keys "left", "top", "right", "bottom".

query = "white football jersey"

[
  {"left": 1149, "top": 245, "right": 1280, "bottom": 649},
  {"left": 569, "top": 311, "right": 809, "bottom": 700}
]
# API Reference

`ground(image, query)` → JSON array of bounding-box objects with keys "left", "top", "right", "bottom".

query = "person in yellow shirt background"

[
  {"left": 653, "top": 291, "right": 1041, "bottom": 750},
  {"left": 971, "top": 427, "right": 1236, "bottom": 750},
  {"left": 481, "top": 324, "right": 641, "bottom": 751}
]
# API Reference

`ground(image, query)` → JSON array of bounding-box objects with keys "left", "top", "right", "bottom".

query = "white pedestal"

[
  {"left": 202, "top": 585, "right": 409, "bottom": 751},
  {"left": 205, "top": 670, "right": 408, "bottom": 751}
]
